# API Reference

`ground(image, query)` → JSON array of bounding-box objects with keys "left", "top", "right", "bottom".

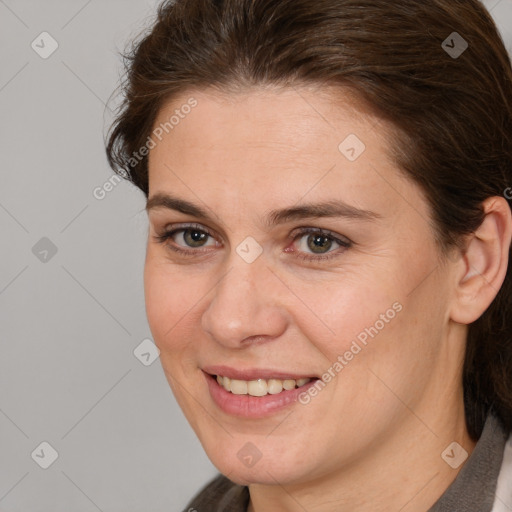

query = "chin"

[{"left": 205, "top": 446, "right": 314, "bottom": 487}]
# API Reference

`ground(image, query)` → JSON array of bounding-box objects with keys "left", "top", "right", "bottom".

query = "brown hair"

[{"left": 105, "top": 0, "right": 512, "bottom": 440}]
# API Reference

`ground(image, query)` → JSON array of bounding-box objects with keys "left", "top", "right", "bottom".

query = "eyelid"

[{"left": 288, "top": 226, "right": 351, "bottom": 243}]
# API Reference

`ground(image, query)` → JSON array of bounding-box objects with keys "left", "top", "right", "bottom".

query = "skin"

[{"left": 144, "top": 85, "right": 511, "bottom": 512}]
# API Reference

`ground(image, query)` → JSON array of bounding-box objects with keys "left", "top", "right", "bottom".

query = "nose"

[{"left": 200, "top": 249, "right": 288, "bottom": 348}]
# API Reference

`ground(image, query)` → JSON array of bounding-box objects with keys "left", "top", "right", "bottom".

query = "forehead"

[
  {"left": 146, "top": 85, "right": 427, "bottom": 225},
  {"left": 149, "top": 85, "right": 373, "bottom": 161}
]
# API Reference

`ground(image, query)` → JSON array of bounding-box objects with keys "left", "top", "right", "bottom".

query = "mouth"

[
  {"left": 213, "top": 374, "right": 314, "bottom": 397},
  {"left": 202, "top": 367, "right": 320, "bottom": 418}
]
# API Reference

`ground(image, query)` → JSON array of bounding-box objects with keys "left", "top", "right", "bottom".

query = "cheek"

[
  {"left": 143, "top": 256, "right": 203, "bottom": 354},
  {"left": 293, "top": 256, "right": 443, "bottom": 391},
  {"left": 292, "top": 272, "right": 402, "bottom": 359}
]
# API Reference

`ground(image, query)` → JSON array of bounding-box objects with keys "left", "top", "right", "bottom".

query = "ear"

[{"left": 450, "top": 196, "right": 512, "bottom": 325}]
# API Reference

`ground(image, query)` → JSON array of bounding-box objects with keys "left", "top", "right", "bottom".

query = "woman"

[{"left": 106, "top": 0, "right": 512, "bottom": 510}]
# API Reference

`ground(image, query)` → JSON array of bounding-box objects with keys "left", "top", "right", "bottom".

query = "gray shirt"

[{"left": 184, "top": 411, "right": 509, "bottom": 512}]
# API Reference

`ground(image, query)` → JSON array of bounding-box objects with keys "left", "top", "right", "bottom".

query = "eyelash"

[{"left": 153, "top": 223, "right": 352, "bottom": 262}]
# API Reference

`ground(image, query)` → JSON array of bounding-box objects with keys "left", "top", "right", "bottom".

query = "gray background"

[{"left": 0, "top": 1, "right": 511, "bottom": 511}]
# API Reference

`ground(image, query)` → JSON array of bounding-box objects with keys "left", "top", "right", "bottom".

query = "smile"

[
  {"left": 215, "top": 375, "right": 312, "bottom": 396},
  {"left": 203, "top": 367, "right": 320, "bottom": 417}
]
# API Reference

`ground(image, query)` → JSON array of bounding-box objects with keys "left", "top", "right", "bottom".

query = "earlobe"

[{"left": 450, "top": 196, "right": 512, "bottom": 325}]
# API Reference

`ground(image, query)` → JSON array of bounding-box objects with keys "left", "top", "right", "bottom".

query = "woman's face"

[{"left": 144, "top": 85, "right": 463, "bottom": 485}]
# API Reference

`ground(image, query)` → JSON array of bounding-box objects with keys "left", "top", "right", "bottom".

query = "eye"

[
  {"left": 173, "top": 227, "right": 212, "bottom": 248},
  {"left": 289, "top": 227, "right": 351, "bottom": 262},
  {"left": 153, "top": 223, "right": 217, "bottom": 256},
  {"left": 153, "top": 223, "right": 352, "bottom": 262}
]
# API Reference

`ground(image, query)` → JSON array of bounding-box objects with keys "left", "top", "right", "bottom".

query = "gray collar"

[{"left": 428, "top": 411, "right": 509, "bottom": 512}]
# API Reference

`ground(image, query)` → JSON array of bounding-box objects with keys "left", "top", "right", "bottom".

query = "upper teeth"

[{"left": 216, "top": 375, "right": 311, "bottom": 396}]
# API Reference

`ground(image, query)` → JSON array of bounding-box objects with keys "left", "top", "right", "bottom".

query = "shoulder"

[
  {"left": 183, "top": 474, "right": 249, "bottom": 512},
  {"left": 492, "top": 432, "right": 512, "bottom": 511}
]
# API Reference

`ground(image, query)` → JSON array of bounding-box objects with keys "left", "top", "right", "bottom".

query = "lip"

[
  {"left": 203, "top": 365, "right": 318, "bottom": 381},
  {"left": 202, "top": 368, "right": 319, "bottom": 419}
]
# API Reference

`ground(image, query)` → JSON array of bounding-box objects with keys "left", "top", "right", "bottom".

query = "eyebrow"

[{"left": 145, "top": 192, "right": 382, "bottom": 227}]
